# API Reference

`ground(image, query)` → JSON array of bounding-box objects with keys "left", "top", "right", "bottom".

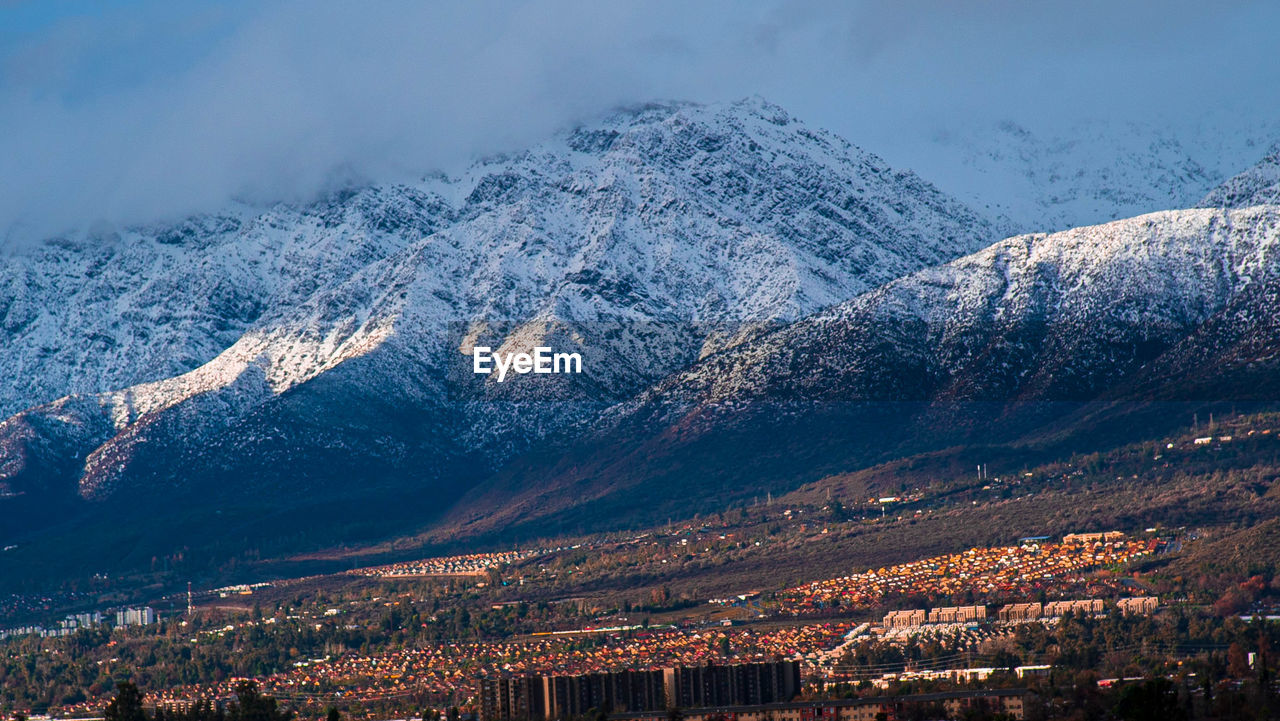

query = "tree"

[
  {"left": 992, "top": 649, "right": 1020, "bottom": 672},
  {"left": 226, "top": 681, "right": 292, "bottom": 721},
  {"left": 104, "top": 682, "right": 147, "bottom": 721},
  {"left": 828, "top": 500, "right": 848, "bottom": 522},
  {"left": 1228, "top": 642, "right": 1251, "bottom": 678},
  {"left": 1113, "top": 678, "right": 1186, "bottom": 721}
]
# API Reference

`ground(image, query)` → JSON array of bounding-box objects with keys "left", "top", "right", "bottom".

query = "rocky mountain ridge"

[
  {"left": 440, "top": 204, "right": 1280, "bottom": 537},
  {"left": 0, "top": 98, "right": 994, "bottom": 523}
]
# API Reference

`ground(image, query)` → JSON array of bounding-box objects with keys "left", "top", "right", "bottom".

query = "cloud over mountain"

[{"left": 4, "top": 0, "right": 1280, "bottom": 242}]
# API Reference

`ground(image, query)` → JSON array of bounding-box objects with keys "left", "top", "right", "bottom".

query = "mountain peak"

[{"left": 0, "top": 99, "right": 995, "bottom": 546}]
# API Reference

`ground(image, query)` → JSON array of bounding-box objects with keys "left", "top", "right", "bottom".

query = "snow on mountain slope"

[
  {"left": 1110, "top": 274, "right": 1280, "bottom": 402},
  {"left": 915, "top": 118, "right": 1280, "bottom": 235},
  {"left": 1200, "top": 144, "right": 1280, "bottom": 208},
  {"left": 0, "top": 98, "right": 996, "bottom": 508},
  {"left": 443, "top": 205, "right": 1280, "bottom": 535},
  {"left": 0, "top": 186, "right": 454, "bottom": 418},
  {"left": 620, "top": 206, "right": 1280, "bottom": 426}
]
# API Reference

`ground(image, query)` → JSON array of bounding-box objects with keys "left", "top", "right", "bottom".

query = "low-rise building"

[
  {"left": 998, "top": 602, "right": 1043, "bottom": 623},
  {"left": 1116, "top": 596, "right": 1159, "bottom": 615},
  {"left": 115, "top": 607, "right": 156, "bottom": 627}
]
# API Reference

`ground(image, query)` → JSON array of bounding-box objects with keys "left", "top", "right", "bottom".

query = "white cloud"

[{"left": 1, "top": 0, "right": 1278, "bottom": 242}]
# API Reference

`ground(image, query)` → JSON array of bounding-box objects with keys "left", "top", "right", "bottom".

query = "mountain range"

[
  {"left": 919, "top": 117, "right": 1280, "bottom": 234},
  {"left": 3, "top": 98, "right": 1280, "bottom": 584}
]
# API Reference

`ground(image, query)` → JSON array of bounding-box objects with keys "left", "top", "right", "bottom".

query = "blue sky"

[{"left": 3, "top": 0, "right": 1279, "bottom": 240}]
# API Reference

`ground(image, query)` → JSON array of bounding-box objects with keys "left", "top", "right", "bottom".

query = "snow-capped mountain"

[
  {"left": 915, "top": 118, "right": 1280, "bottom": 235},
  {"left": 642, "top": 205, "right": 1280, "bottom": 410},
  {"left": 1200, "top": 143, "right": 1280, "bottom": 208},
  {"left": 443, "top": 205, "right": 1280, "bottom": 536},
  {"left": 0, "top": 98, "right": 995, "bottom": 519},
  {"left": 8, "top": 96, "right": 1280, "bottom": 575},
  {"left": 0, "top": 190, "right": 455, "bottom": 418}
]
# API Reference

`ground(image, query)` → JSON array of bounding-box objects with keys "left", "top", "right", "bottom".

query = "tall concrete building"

[{"left": 479, "top": 661, "right": 801, "bottom": 721}]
